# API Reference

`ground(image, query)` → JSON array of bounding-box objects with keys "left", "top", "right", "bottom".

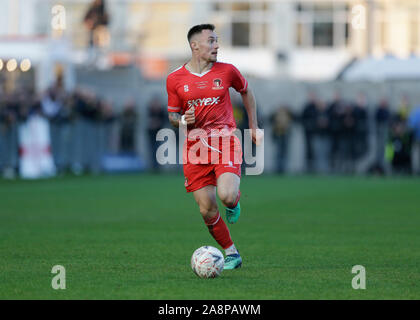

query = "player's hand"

[
  {"left": 183, "top": 107, "right": 195, "bottom": 125},
  {"left": 250, "top": 127, "right": 264, "bottom": 146}
]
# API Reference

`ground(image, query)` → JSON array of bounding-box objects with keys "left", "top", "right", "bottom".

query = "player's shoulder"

[
  {"left": 215, "top": 61, "right": 236, "bottom": 71},
  {"left": 166, "top": 65, "right": 185, "bottom": 86},
  {"left": 214, "top": 62, "right": 243, "bottom": 77},
  {"left": 166, "top": 65, "right": 186, "bottom": 81}
]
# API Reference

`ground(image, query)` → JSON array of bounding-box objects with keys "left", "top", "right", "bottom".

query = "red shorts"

[{"left": 183, "top": 135, "right": 242, "bottom": 192}]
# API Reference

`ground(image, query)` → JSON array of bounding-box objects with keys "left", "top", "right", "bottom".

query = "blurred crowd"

[
  {"left": 0, "top": 84, "right": 167, "bottom": 178},
  {"left": 2, "top": 84, "right": 420, "bottom": 179},
  {"left": 268, "top": 91, "right": 420, "bottom": 175}
]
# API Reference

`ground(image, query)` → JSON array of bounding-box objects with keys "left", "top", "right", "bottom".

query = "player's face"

[{"left": 196, "top": 30, "right": 219, "bottom": 62}]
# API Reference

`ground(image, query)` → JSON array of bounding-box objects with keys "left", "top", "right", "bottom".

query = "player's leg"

[
  {"left": 215, "top": 134, "right": 242, "bottom": 224},
  {"left": 192, "top": 185, "right": 236, "bottom": 255},
  {"left": 192, "top": 185, "right": 218, "bottom": 220},
  {"left": 217, "top": 172, "right": 241, "bottom": 224},
  {"left": 216, "top": 172, "right": 242, "bottom": 269}
]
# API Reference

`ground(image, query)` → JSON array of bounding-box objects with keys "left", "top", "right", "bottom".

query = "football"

[{"left": 191, "top": 246, "right": 224, "bottom": 278}]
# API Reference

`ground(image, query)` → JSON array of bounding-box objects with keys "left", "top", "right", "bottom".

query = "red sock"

[
  {"left": 228, "top": 190, "right": 241, "bottom": 209},
  {"left": 204, "top": 212, "right": 233, "bottom": 249}
]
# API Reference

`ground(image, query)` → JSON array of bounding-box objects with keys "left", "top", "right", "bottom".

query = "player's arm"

[
  {"left": 168, "top": 107, "right": 195, "bottom": 128},
  {"left": 168, "top": 112, "right": 181, "bottom": 128},
  {"left": 240, "top": 86, "right": 263, "bottom": 145},
  {"left": 230, "top": 64, "right": 263, "bottom": 145},
  {"left": 166, "top": 74, "right": 195, "bottom": 128}
]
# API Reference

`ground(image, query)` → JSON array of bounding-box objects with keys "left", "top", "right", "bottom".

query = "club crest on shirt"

[
  {"left": 184, "top": 85, "right": 189, "bottom": 92},
  {"left": 212, "top": 79, "right": 224, "bottom": 90}
]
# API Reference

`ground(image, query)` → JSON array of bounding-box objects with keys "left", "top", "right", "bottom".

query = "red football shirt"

[{"left": 166, "top": 62, "right": 248, "bottom": 136}]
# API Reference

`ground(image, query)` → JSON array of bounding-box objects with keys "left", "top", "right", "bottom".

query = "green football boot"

[
  {"left": 223, "top": 253, "right": 242, "bottom": 270},
  {"left": 225, "top": 202, "right": 241, "bottom": 224}
]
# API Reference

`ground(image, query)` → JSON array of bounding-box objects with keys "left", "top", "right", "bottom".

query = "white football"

[{"left": 191, "top": 246, "right": 224, "bottom": 278}]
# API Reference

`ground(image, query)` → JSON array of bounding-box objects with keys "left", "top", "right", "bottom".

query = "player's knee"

[
  {"left": 199, "top": 205, "right": 218, "bottom": 219},
  {"left": 218, "top": 189, "right": 238, "bottom": 208}
]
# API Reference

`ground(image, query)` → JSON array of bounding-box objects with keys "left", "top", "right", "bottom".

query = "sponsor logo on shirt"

[
  {"left": 187, "top": 96, "right": 220, "bottom": 108},
  {"left": 212, "top": 78, "right": 224, "bottom": 90}
]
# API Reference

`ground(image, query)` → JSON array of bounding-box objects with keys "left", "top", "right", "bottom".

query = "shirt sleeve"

[
  {"left": 230, "top": 64, "right": 248, "bottom": 94},
  {"left": 166, "top": 76, "right": 181, "bottom": 113}
]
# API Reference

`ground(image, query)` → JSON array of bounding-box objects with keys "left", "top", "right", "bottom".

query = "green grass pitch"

[{"left": 1, "top": 173, "right": 419, "bottom": 299}]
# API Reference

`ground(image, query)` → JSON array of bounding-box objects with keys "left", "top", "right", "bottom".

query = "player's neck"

[{"left": 185, "top": 58, "right": 214, "bottom": 75}]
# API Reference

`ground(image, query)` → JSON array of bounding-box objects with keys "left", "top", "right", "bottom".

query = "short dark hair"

[{"left": 187, "top": 24, "right": 215, "bottom": 43}]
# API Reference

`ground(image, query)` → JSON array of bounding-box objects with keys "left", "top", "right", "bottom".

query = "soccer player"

[{"left": 166, "top": 24, "right": 261, "bottom": 270}]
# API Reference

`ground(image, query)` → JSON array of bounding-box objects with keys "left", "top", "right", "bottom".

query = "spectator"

[
  {"left": 387, "top": 115, "right": 412, "bottom": 174},
  {"left": 69, "top": 88, "right": 88, "bottom": 174},
  {"left": 70, "top": 88, "right": 101, "bottom": 174},
  {"left": 120, "top": 99, "right": 138, "bottom": 154},
  {"left": 98, "top": 98, "right": 116, "bottom": 157},
  {"left": 327, "top": 92, "right": 344, "bottom": 173},
  {"left": 372, "top": 98, "right": 391, "bottom": 174},
  {"left": 408, "top": 106, "right": 420, "bottom": 175},
  {"left": 232, "top": 97, "right": 262, "bottom": 172},
  {"left": 301, "top": 91, "right": 318, "bottom": 173},
  {"left": 396, "top": 94, "right": 411, "bottom": 121},
  {"left": 41, "top": 86, "right": 65, "bottom": 171},
  {"left": 270, "top": 105, "right": 292, "bottom": 173},
  {"left": 147, "top": 95, "right": 166, "bottom": 171},
  {"left": 0, "top": 93, "right": 19, "bottom": 179},
  {"left": 353, "top": 93, "right": 369, "bottom": 162},
  {"left": 0, "top": 96, "right": 8, "bottom": 176},
  {"left": 83, "top": 0, "right": 109, "bottom": 48},
  {"left": 339, "top": 102, "right": 357, "bottom": 174},
  {"left": 56, "top": 92, "right": 77, "bottom": 173},
  {"left": 85, "top": 90, "right": 102, "bottom": 173},
  {"left": 232, "top": 98, "right": 247, "bottom": 132},
  {"left": 312, "top": 100, "right": 330, "bottom": 174}
]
